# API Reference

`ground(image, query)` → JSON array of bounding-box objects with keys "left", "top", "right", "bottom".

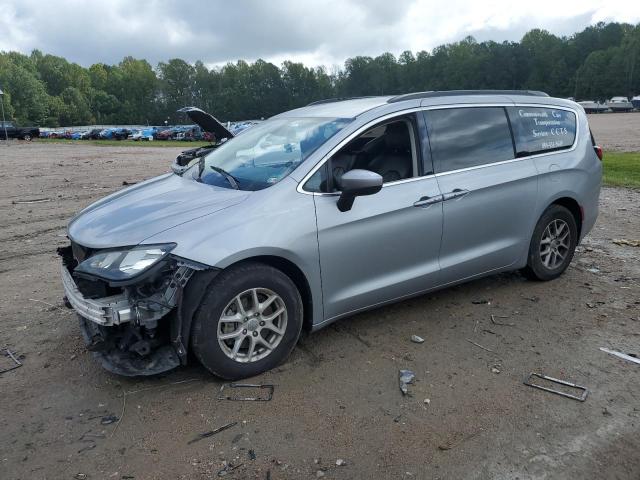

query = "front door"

[{"left": 308, "top": 114, "right": 444, "bottom": 321}]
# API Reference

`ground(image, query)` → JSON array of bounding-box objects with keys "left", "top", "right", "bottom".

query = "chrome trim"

[
  {"left": 297, "top": 102, "right": 580, "bottom": 196},
  {"left": 61, "top": 265, "right": 132, "bottom": 326}
]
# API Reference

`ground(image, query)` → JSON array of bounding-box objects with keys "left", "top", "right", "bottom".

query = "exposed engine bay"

[{"left": 58, "top": 243, "right": 215, "bottom": 376}]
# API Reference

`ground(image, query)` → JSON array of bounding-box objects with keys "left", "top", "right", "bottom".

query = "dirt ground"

[
  {"left": 586, "top": 112, "right": 640, "bottom": 151},
  {"left": 0, "top": 113, "right": 639, "bottom": 480}
]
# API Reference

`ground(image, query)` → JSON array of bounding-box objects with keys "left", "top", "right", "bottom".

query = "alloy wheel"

[
  {"left": 539, "top": 219, "right": 570, "bottom": 269},
  {"left": 217, "top": 288, "right": 288, "bottom": 363}
]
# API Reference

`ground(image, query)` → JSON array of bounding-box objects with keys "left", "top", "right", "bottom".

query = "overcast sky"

[{"left": 1, "top": 0, "right": 639, "bottom": 68}]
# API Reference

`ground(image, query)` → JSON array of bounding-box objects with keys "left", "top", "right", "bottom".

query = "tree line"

[{"left": 0, "top": 21, "right": 638, "bottom": 127}]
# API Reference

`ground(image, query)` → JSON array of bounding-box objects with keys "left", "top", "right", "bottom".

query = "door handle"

[
  {"left": 442, "top": 188, "right": 470, "bottom": 201},
  {"left": 413, "top": 195, "right": 443, "bottom": 207}
]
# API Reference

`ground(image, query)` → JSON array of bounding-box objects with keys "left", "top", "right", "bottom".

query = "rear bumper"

[{"left": 60, "top": 264, "right": 133, "bottom": 326}]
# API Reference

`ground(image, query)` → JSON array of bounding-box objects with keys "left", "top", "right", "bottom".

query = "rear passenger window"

[
  {"left": 507, "top": 107, "right": 576, "bottom": 157},
  {"left": 425, "top": 107, "right": 514, "bottom": 173}
]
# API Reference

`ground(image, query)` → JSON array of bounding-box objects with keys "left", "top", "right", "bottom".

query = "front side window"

[
  {"left": 194, "top": 117, "right": 351, "bottom": 191},
  {"left": 425, "top": 107, "right": 514, "bottom": 173},
  {"left": 305, "top": 116, "right": 420, "bottom": 193},
  {"left": 507, "top": 107, "right": 576, "bottom": 157}
]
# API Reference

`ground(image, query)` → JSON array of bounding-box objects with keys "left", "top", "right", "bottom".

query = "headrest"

[{"left": 385, "top": 122, "right": 408, "bottom": 150}]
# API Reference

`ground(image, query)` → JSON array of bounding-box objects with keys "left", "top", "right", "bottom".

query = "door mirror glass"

[{"left": 337, "top": 169, "right": 383, "bottom": 212}]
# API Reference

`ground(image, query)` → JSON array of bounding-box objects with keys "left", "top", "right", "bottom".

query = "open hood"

[{"left": 177, "top": 106, "right": 234, "bottom": 140}]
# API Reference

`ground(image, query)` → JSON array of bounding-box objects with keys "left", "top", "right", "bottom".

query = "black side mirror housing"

[{"left": 336, "top": 169, "right": 383, "bottom": 212}]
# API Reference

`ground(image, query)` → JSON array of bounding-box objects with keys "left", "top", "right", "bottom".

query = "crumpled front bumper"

[{"left": 60, "top": 264, "right": 133, "bottom": 326}]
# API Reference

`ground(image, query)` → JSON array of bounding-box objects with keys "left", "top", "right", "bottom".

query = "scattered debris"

[
  {"left": 218, "top": 383, "right": 274, "bottom": 401},
  {"left": 217, "top": 462, "right": 243, "bottom": 477},
  {"left": 336, "top": 459, "right": 347, "bottom": 466},
  {"left": 410, "top": 335, "right": 425, "bottom": 344},
  {"left": 188, "top": 422, "right": 238, "bottom": 445},
  {"left": 423, "top": 398, "right": 431, "bottom": 405},
  {"left": 523, "top": 296, "right": 540, "bottom": 303},
  {"left": 586, "top": 267, "right": 601, "bottom": 274},
  {"left": 11, "top": 197, "right": 51, "bottom": 204},
  {"left": 491, "top": 366, "right": 501, "bottom": 374},
  {"left": 600, "top": 347, "right": 640, "bottom": 365},
  {"left": 122, "top": 181, "right": 138, "bottom": 186},
  {"left": 74, "top": 474, "right": 88, "bottom": 480},
  {"left": 316, "top": 470, "right": 326, "bottom": 478},
  {"left": 586, "top": 301, "right": 605, "bottom": 309},
  {"left": 248, "top": 449, "right": 256, "bottom": 460},
  {"left": 100, "top": 414, "right": 119, "bottom": 425},
  {"left": 399, "top": 369, "right": 415, "bottom": 396},
  {"left": 612, "top": 238, "right": 640, "bottom": 247},
  {"left": 523, "top": 373, "right": 588, "bottom": 401},
  {"left": 1, "top": 349, "right": 22, "bottom": 374},
  {"left": 490, "top": 314, "right": 515, "bottom": 327},
  {"left": 472, "top": 299, "right": 490, "bottom": 305},
  {"left": 466, "top": 339, "right": 495, "bottom": 353},
  {"left": 77, "top": 443, "right": 96, "bottom": 454}
]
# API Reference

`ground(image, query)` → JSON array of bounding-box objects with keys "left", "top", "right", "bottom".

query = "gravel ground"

[{"left": 0, "top": 119, "right": 638, "bottom": 480}]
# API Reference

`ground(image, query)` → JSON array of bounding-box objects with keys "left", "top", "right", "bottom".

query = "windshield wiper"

[{"left": 210, "top": 165, "right": 240, "bottom": 189}]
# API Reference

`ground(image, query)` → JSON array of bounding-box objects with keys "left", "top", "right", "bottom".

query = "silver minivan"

[{"left": 59, "top": 90, "right": 602, "bottom": 379}]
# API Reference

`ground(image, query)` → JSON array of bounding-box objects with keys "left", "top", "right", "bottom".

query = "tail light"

[{"left": 594, "top": 145, "right": 603, "bottom": 161}]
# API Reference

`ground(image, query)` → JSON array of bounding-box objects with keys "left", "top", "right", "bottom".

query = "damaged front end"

[{"left": 58, "top": 242, "right": 213, "bottom": 376}]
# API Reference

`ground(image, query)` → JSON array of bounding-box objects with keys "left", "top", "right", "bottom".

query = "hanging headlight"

[{"left": 75, "top": 244, "right": 176, "bottom": 282}]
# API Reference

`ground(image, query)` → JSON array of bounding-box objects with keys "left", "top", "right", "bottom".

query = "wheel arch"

[
  {"left": 549, "top": 196, "right": 583, "bottom": 240},
  {"left": 229, "top": 255, "right": 315, "bottom": 332}
]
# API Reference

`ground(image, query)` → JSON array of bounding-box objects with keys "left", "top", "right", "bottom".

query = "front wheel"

[
  {"left": 23, "top": 134, "right": 32, "bottom": 141},
  {"left": 522, "top": 204, "right": 577, "bottom": 281},
  {"left": 191, "top": 262, "right": 303, "bottom": 379}
]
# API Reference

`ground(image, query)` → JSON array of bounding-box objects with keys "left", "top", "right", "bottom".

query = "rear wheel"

[
  {"left": 23, "top": 134, "right": 32, "bottom": 141},
  {"left": 522, "top": 205, "right": 577, "bottom": 281},
  {"left": 191, "top": 262, "right": 303, "bottom": 379}
]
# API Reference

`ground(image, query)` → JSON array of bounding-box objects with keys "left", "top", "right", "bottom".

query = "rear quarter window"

[{"left": 507, "top": 107, "right": 576, "bottom": 157}]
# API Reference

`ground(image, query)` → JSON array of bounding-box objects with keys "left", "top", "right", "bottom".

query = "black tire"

[
  {"left": 522, "top": 204, "right": 577, "bottom": 281},
  {"left": 23, "top": 134, "right": 32, "bottom": 141},
  {"left": 191, "top": 262, "right": 303, "bottom": 379}
]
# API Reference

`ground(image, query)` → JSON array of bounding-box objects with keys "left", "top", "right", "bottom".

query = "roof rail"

[
  {"left": 387, "top": 90, "right": 549, "bottom": 103},
  {"left": 306, "top": 96, "right": 379, "bottom": 106}
]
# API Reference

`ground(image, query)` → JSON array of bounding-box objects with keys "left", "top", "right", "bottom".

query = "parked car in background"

[
  {"left": 631, "top": 95, "right": 640, "bottom": 110},
  {"left": 606, "top": 96, "right": 633, "bottom": 112},
  {"left": 155, "top": 127, "right": 176, "bottom": 140},
  {"left": 84, "top": 128, "right": 103, "bottom": 140},
  {"left": 129, "top": 127, "right": 156, "bottom": 141},
  {"left": 0, "top": 121, "right": 40, "bottom": 141},
  {"left": 60, "top": 91, "right": 602, "bottom": 380},
  {"left": 577, "top": 100, "right": 608, "bottom": 113}
]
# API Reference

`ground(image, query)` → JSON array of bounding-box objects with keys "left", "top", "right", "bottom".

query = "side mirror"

[{"left": 336, "top": 169, "right": 383, "bottom": 212}]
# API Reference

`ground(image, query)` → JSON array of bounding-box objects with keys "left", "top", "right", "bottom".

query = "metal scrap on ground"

[
  {"left": 188, "top": 421, "right": 238, "bottom": 445},
  {"left": 0, "top": 349, "right": 22, "bottom": 374},
  {"left": 523, "top": 373, "right": 588, "bottom": 401},
  {"left": 217, "top": 383, "right": 274, "bottom": 401},
  {"left": 11, "top": 197, "right": 51, "bottom": 204},
  {"left": 600, "top": 347, "right": 640, "bottom": 365}
]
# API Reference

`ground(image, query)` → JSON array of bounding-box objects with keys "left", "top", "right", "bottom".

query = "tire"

[
  {"left": 522, "top": 204, "right": 577, "bottom": 281},
  {"left": 191, "top": 262, "right": 303, "bottom": 379},
  {"left": 23, "top": 134, "right": 32, "bottom": 141}
]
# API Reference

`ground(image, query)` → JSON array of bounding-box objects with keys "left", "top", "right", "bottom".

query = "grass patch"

[
  {"left": 38, "top": 138, "right": 211, "bottom": 148},
  {"left": 603, "top": 152, "right": 640, "bottom": 188}
]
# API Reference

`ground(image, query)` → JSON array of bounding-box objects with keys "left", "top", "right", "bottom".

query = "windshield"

[{"left": 193, "top": 117, "right": 351, "bottom": 190}]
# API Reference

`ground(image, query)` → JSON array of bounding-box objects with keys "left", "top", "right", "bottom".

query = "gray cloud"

[{"left": 0, "top": 0, "right": 636, "bottom": 67}]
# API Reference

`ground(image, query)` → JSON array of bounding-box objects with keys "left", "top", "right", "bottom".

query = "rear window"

[
  {"left": 425, "top": 107, "right": 514, "bottom": 173},
  {"left": 507, "top": 107, "right": 576, "bottom": 157}
]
